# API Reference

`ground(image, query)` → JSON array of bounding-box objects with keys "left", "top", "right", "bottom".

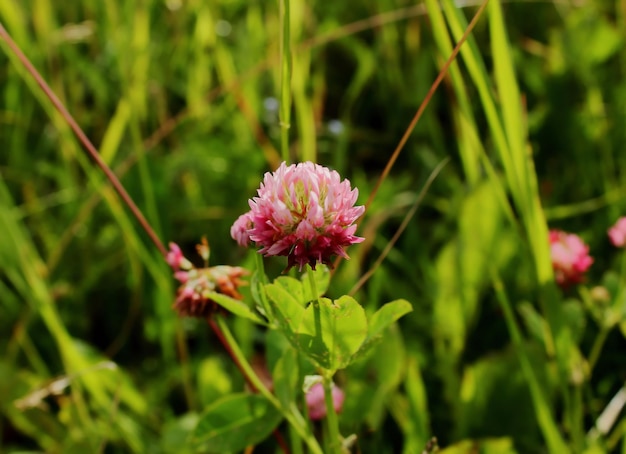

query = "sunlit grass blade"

[
  {"left": 0, "top": 178, "right": 149, "bottom": 451},
  {"left": 489, "top": 0, "right": 576, "bottom": 447},
  {"left": 424, "top": 0, "right": 480, "bottom": 185},
  {"left": 279, "top": 0, "right": 292, "bottom": 164},
  {"left": 438, "top": 0, "right": 517, "bottom": 194},
  {"left": 435, "top": 0, "right": 572, "bottom": 450},
  {"left": 424, "top": 0, "right": 518, "bottom": 229},
  {"left": 492, "top": 271, "right": 569, "bottom": 453}
]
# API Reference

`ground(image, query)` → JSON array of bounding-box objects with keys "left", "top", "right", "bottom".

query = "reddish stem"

[
  {"left": 333, "top": 0, "right": 489, "bottom": 272},
  {"left": 363, "top": 0, "right": 489, "bottom": 214},
  {"left": 0, "top": 23, "right": 167, "bottom": 258}
]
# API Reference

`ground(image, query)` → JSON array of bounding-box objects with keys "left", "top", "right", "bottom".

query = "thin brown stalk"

[
  {"left": 0, "top": 22, "right": 167, "bottom": 258},
  {"left": 334, "top": 0, "right": 489, "bottom": 272},
  {"left": 363, "top": 0, "right": 489, "bottom": 213},
  {"left": 349, "top": 158, "right": 449, "bottom": 295}
]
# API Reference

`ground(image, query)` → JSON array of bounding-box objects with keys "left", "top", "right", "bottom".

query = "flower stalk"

[
  {"left": 214, "top": 317, "right": 323, "bottom": 454},
  {"left": 322, "top": 373, "right": 343, "bottom": 454},
  {"left": 279, "top": 0, "right": 292, "bottom": 163},
  {"left": 306, "top": 266, "right": 343, "bottom": 453}
]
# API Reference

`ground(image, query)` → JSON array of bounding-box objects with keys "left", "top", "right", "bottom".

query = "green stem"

[
  {"left": 279, "top": 0, "right": 292, "bottom": 164},
  {"left": 288, "top": 423, "right": 304, "bottom": 454},
  {"left": 588, "top": 327, "right": 610, "bottom": 374},
  {"left": 322, "top": 414, "right": 331, "bottom": 454},
  {"left": 306, "top": 265, "right": 320, "bottom": 303},
  {"left": 570, "top": 385, "right": 584, "bottom": 452},
  {"left": 617, "top": 249, "right": 626, "bottom": 305},
  {"left": 214, "top": 317, "right": 323, "bottom": 454},
  {"left": 322, "top": 373, "right": 343, "bottom": 454},
  {"left": 622, "top": 419, "right": 626, "bottom": 454},
  {"left": 306, "top": 265, "right": 343, "bottom": 453},
  {"left": 254, "top": 253, "right": 274, "bottom": 320}
]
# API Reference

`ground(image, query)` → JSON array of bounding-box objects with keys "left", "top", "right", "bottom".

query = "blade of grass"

[
  {"left": 491, "top": 271, "right": 569, "bottom": 453},
  {"left": 425, "top": 0, "right": 481, "bottom": 185},
  {"left": 289, "top": 0, "right": 316, "bottom": 163},
  {"left": 279, "top": 0, "right": 292, "bottom": 164},
  {"left": 488, "top": 0, "right": 575, "bottom": 445},
  {"left": 292, "top": 48, "right": 316, "bottom": 163},
  {"left": 439, "top": 0, "right": 519, "bottom": 196},
  {"left": 0, "top": 177, "right": 148, "bottom": 451},
  {"left": 0, "top": 1, "right": 26, "bottom": 44},
  {"left": 424, "top": 0, "right": 518, "bottom": 229}
]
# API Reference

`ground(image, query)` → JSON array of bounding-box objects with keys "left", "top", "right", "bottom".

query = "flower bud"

[
  {"left": 608, "top": 217, "right": 626, "bottom": 248},
  {"left": 305, "top": 382, "right": 345, "bottom": 420},
  {"left": 549, "top": 230, "right": 593, "bottom": 288}
]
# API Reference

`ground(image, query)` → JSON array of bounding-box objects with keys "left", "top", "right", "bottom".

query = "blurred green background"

[{"left": 1, "top": 0, "right": 626, "bottom": 452}]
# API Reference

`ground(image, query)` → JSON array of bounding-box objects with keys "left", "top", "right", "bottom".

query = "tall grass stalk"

[
  {"left": 279, "top": 0, "right": 292, "bottom": 164},
  {"left": 425, "top": 0, "right": 517, "bottom": 229},
  {"left": 491, "top": 271, "right": 568, "bottom": 453},
  {"left": 488, "top": 0, "right": 573, "bottom": 441}
]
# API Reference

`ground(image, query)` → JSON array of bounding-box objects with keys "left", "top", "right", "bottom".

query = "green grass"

[{"left": 2, "top": 0, "right": 626, "bottom": 453}]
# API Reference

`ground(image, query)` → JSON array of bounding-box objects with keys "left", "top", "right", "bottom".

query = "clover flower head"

[
  {"left": 608, "top": 217, "right": 626, "bottom": 248},
  {"left": 549, "top": 229, "right": 593, "bottom": 288},
  {"left": 230, "top": 161, "right": 365, "bottom": 271},
  {"left": 305, "top": 382, "right": 345, "bottom": 421}
]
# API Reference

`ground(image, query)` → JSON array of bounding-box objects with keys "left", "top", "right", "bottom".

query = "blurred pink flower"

[
  {"left": 166, "top": 242, "right": 192, "bottom": 270},
  {"left": 166, "top": 242, "right": 184, "bottom": 268},
  {"left": 172, "top": 265, "right": 249, "bottom": 318},
  {"left": 173, "top": 270, "right": 190, "bottom": 283},
  {"left": 231, "top": 161, "right": 365, "bottom": 271},
  {"left": 608, "top": 217, "right": 626, "bottom": 248},
  {"left": 549, "top": 229, "right": 593, "bottom": 287},
  {"left": 306, "top": 382, "right": 345, "bottom": 420},
  {"left": 167, "top": 241, "right": 249, "bottom": 317}
]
